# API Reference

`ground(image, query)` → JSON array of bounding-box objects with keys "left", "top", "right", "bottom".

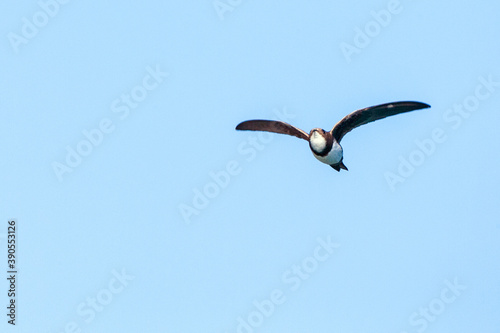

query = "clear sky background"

[{"left": 1, "top": 1, "right": 499, "bottom": 332}]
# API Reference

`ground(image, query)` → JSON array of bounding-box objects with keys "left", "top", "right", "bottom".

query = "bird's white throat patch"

[{"left": 310, "top": 131, "right": 327, "bottom": 152}]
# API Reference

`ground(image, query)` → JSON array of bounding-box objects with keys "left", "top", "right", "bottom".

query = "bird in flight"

[{"left": 235, "top": 101, "right": 430, "bottom": 171}]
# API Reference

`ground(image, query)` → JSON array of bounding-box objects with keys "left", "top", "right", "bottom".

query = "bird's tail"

[{"left": 330, "top": 161, "right": 348, "bottom": 172}]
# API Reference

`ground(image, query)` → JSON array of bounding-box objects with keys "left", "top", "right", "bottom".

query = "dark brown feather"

[
  {"left": 235, "top": 120, "right": 309, "bottom": 141},
  {"left": 331, "top": 101, "right": 430, "bottom": 142}
]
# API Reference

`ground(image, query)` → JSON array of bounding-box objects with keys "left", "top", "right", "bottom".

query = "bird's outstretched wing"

[
  {"left": 330, "top": 101, "right": 430, "bottom": 142},
  {"left": 235, "top": 120, "right": 309, "bottom": 141}
]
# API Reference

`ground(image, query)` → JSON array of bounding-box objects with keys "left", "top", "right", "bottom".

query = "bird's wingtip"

[{"left": 412, "top": 101, "right": 431, "bottom": 109}]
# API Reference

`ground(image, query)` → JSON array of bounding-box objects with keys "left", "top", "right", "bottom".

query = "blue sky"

[{"left": 1, "top": 1, "right": 499, "bottom": 332}]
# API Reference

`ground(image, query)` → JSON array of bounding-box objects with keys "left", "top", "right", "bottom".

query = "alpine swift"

[{"left": 235, "top": 101, "right": 431, "bottom": 171}]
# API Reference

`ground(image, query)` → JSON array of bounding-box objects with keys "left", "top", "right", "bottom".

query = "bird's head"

[
  {"left": 309, "top": 128, "right": 329, "bottom": 153},
  {"left": 309, "top": 128, "right": 327, "bottom": 136}
]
